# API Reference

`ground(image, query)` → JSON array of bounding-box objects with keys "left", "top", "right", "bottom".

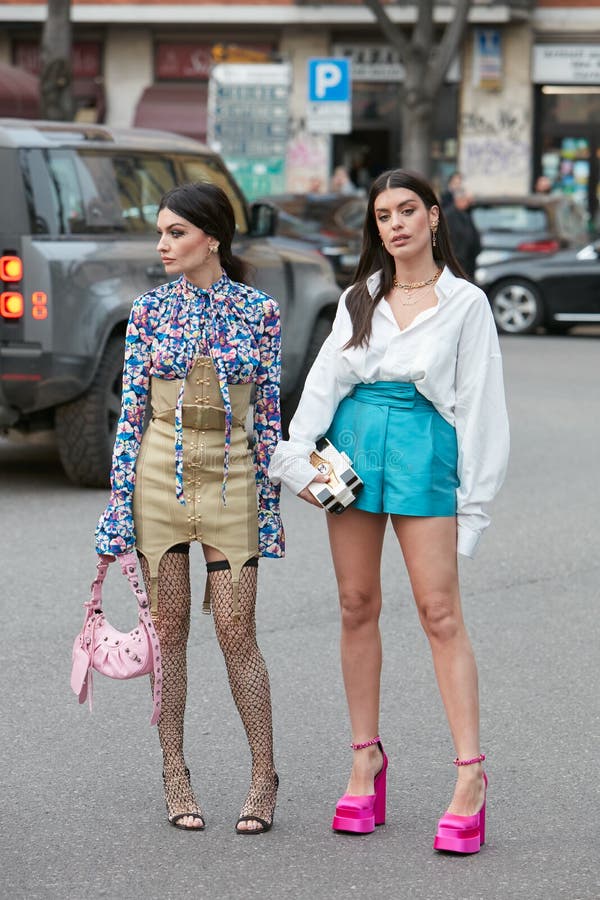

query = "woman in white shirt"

[{"left": 269, "top": 169, "right": 509, "bottom": 852}]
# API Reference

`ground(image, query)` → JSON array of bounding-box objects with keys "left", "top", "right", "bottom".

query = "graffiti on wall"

[
  {"left": 461, "top": 138, "right": 529, "bottom": 179},
  {"left": 286, "top": 130, "right": 329, "bottom": 192},
  {"left": 460, "top": 107, "right": 530, "bottom": 184}
]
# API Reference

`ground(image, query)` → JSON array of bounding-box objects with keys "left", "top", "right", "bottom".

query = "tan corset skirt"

[{"left": 133, "top": 357, "right": 258, "bottom": 615}]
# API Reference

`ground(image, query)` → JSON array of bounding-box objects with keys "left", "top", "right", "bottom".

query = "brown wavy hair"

[
  {"left": 158, "top": 182, "right": 247, "bottom": 283},
  {"left": 345, "top": 169, "right": 466, "bottom": 348}
]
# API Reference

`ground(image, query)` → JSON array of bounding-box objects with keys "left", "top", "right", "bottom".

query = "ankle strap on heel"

[
  {"left": 453, "top": 753, "right": 486, "bottom": 767},
  {"left": 351, "top": 736, "right": 381, "bottom": 750}
]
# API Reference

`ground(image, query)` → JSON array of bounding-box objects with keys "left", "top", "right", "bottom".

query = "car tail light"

[
  {"left": 0, "top": 255, "right": 23, "bottom": 281},
  {"left": 1, "top": 291, "right": 24, "bottom": 318},
  {"left": 32, "top": 291, "right": 48, "bottom": 320},
  {"left": 517, "top": 239, "right": 560, "bottom": 253}
]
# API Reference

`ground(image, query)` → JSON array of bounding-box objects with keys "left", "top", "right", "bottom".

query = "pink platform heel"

[
  {"left": 332, "top": 736, "right": 388, "bottom": 834},
  {"left": 433, "top": 753, "right": 487, "bottom": 854}
]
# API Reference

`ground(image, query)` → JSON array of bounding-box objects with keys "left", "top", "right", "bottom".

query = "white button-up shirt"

[{"left": 269, "top": 266, "right": 509, "bottom": 557}]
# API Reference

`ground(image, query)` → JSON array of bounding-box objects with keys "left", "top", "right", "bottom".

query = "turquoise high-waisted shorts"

[{"left": 325, "top": 381, "right": 459, "bottom": 516}]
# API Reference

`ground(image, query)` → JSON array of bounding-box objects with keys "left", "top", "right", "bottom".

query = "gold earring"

[{"left": 431, "top": 223, "right": 438, "bottom": 248}]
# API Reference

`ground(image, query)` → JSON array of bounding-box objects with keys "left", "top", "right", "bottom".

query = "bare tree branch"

[
  {"left": 414, "top": 0, "right": 434, "bottom": 57},
  {"left": 341, "top": 1, "right": 476, "bottom": 175},
  {"left": 361, "top": 1, "right": 473, "bottom": 90},
  {"left": 361, "top": 0, "right": 410, "bottom": 59},
  {"left": 428, "top": 0, "right": 472, "bottom": 90}
]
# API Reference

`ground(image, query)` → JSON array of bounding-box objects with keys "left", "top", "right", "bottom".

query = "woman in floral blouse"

[{"left": 96, "top": 182, "right": 284, "bottom": 833}]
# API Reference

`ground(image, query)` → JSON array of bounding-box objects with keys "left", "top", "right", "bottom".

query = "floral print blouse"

[{"left": 95, "top": 272, "right": 284, "bottom": 559}]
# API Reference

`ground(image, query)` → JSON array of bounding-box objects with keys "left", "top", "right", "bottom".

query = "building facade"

[
  {"left": 0, "top": 1, "right": 599, "bottom": 216},
  {"left": 532, "top": 1, "right": 600, "bottom": 219}
]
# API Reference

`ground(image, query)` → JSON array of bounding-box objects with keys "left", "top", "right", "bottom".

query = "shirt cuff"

[
  {"left": 457, "top": 523, "right": 481, "bottom": 558},
  {"left": 268, "top": 444, "right": 318, "bottom": 496},
  {"left": 95, "top": 498, "right": 136, "bottom": 556},
  {"left": 258, "top": 509, "right": 285, "bottom": 557}
]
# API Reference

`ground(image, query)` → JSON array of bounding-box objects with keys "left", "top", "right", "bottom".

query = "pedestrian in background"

[
  {"left": 330, "top": 165, "right": 363, "bottom": 195},
  {"left": 95, "top": 182, "right": 284, "bottom": 833},
  {"left": 270, "top": 169, "right": 509, "bottom": 852},
  {"left": 440, "top": 170, "right": 464, "bottom": 209},
  {"left": 444, "top": 188, "right": 482, "bottom": 279},
  {"left": 349, "top": 151, "right": 373, "bottom": 192},
  {"left": 534, "top": 174, "right": 553, "bottom": 194}
]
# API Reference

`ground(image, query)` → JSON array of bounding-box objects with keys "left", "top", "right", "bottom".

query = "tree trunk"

[
  {"left": 361, "top": 0, "right": 473, "bottom": 179},
  {"left": 400, "top": 50, "right": 434, "bottom": 177},
  {"left": 40, "top": 0, "right": 74, "bottom": 120},
  {"left": 401, "top": 95, "right": 434, "bottom": 178}
]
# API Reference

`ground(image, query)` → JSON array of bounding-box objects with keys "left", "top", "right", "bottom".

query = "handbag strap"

[
  {"left": 88, "top": 555, "right": 112, "bottom": 609},
  {"left": 117, "top": 552, "right": 163, "bottom": 727},
  {"left": 84, "top": 552, "right": 163, "bottom": 726}
]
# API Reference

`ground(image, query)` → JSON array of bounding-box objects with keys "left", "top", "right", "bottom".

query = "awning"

[
  {"left": 133, "top": 82, "right": 208, "bottom": 142},
  {"left": 0, "top": 62, "right": 40, "bottom": 118}
]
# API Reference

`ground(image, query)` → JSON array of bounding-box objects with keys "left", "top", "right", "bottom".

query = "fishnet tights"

[
  {"left": 208, "top": 562, "right": 278, "bottom": 826},
  {"left": 139, "top": 551, "right": 204, "bottom": 826}
]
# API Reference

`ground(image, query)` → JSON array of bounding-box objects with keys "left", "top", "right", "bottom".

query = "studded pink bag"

[{"left": 70, "top": 552, "right": 163, "bottom": 725}]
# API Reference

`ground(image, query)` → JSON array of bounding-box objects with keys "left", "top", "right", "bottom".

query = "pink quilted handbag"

[{"left": 70, "top": 552, "right": 163, "bottom": 725}]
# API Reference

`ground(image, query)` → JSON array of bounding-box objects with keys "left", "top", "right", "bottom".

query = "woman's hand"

[{"left": 298, "top": 473, "right": 329, "bottom": 508}]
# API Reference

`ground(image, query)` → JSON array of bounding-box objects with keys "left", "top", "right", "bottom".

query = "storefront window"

[
  {"left": 536, "top": 87, "right": 600, "bottom": 223},
  {"left": 352, "top": 82, "right": 398, "bottom": 122}
]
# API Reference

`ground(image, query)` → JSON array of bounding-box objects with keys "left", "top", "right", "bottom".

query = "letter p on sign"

[
  {"left": 308, "top": 58, "right": 350, "bottom": 103},
  {"left": 316, "top": 63, "right": 341, "bottom": 98}
]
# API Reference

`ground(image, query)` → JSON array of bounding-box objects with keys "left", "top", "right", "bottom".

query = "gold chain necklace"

[{"left": 392, "top": 269, "right": 441, "bottom": 305}]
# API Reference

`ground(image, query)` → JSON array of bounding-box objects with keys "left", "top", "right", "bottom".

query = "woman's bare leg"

[
  {"left": 391, "top": 516, "right": 485, "bottom": 815},
  {"left": 327, "top": 508, "right": 388, "bottom": 794}
]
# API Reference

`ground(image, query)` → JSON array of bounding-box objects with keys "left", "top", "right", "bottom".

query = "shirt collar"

[
  {"left": 366, "top": 265, "right": 457, "bottom": 300},
  {"left": 180, "top": 271, "right": 229, "bottom": 298}
]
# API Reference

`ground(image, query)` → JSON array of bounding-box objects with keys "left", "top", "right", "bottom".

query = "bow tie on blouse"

[{"left": 173, "top": 275, "right": 233, "bottom": 506}]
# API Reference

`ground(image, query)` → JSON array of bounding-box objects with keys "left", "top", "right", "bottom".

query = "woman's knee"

[
  {"left": 153, "top": 608, "right": 191, "bottom": 647},
  {"left": 339, "top": 586, "right": 381, "bottom": 631},
  {"left": 213, "top": 608, "right": 256, "bottom": 653},
  {"left": 416, "top": 590, "right": 462, "bottom": 642}
]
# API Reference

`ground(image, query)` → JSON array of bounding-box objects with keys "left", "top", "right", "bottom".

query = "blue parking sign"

[{"left": 308, "top": 59, "right": 351, "bottom": 102}]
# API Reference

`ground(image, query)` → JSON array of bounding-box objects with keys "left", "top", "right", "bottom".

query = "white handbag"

[{"left": 308, "top": 438, "right": 364, "bottom": 514}]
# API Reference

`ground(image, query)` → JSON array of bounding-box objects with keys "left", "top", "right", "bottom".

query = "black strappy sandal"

[
  {"left": 163, "top": 767, "right": 206, "bottom": 832},
  {"left": 235, "top": 773, "right": 279, "bottom": 835}
]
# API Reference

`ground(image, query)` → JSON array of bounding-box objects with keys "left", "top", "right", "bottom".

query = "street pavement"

[{"left": 1, "top": 334, "right": 599, "bottom": 900}]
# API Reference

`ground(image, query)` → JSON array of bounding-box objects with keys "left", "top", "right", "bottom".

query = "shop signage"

[
  {"left": 155, "top": 43, "right": 273, "bottom": 80},
  {"left": 533, "top": 45, "right": 600, "bottom": 85},
  {"left": 332, "top": 44, "right": 460, "bottom": 83},
  {"left": 307, "top": 58, "right": 351, "bottom": 134},
  {"left": 14, "top": 41, "right": 101, "bottom": 78},
  {"left": 332, "top": 44, "right": 404, "bottom": 82},
  {"left": 208, "top": 63, "right": 291, "bottom": 200},
  {"left": 472, "top": 29, "right": 502, "bottom": 91},
  {"left": 156, "top": 44, "right": 213, "bottom": 80}
]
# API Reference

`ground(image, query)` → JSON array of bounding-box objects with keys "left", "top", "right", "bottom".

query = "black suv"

[{"left": 0, "top": 120, "right": 340, "bottom": 485}]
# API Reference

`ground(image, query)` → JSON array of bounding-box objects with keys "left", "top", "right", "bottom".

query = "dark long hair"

[
  {"left": 158, "top": 182, "right": 247, "bottom": 283},
  {"left": 345, "top": 169, "right": 466, "bottom": 348}
]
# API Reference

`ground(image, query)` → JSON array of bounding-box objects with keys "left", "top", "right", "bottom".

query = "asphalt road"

[{"left": 1, "top": 333, "right": 599, "bottom": 900}]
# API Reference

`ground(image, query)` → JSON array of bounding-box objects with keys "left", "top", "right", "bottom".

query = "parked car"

[
  {"left": 257, "top": 192, "right": 367, "bottom": 287},
  {"left": 470, "top": 194, "right": 589, "bottom": 267},
  {"left": 0, "top": 119, "right": 340, "bottom": 485},
  {"left": 475, "top": 240, "right": 600, "bottom": 334}
]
